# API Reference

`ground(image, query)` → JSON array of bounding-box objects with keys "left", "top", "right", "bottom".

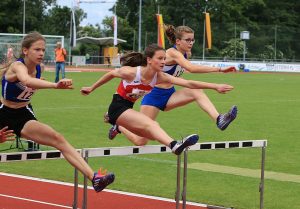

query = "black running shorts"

[
  {"left": 107, "top": 94, "right": 134, "bottom": 125},
  {"left": 0, "top": 103, "right": 37, "bottom": 137}
]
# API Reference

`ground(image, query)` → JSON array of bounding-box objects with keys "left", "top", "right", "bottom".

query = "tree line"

[{"left": 0, "top": 0, "right": 299, "bottom": 61}]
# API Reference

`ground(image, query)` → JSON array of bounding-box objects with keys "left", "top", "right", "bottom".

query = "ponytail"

[
  {"left": 120, "top": 52, "right": 147, "bottom": 67},
  {"left": 120, "top": 44, "right": 164, "bottom": 67},
  {"left": 164, "top": 25, "right": 194, "bottom": 45},
  {"left": 164, "top": 24, "right": 177, "bottom": 45}
]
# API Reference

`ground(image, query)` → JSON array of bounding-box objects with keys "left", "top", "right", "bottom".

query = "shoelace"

[{"left": 97, "top": 167, "right": 107, "bottom": 177}]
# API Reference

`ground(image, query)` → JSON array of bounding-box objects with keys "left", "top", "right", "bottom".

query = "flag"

[
  {"left": 113, "top": 15, "right": 118, "bottom": 46},
  {"left": 156, "top": 14, "right": 165, "bottom": 48},
  {"left": 205, "top": 12, "right": 212, "bottom": 49},
  {"left": 70, "top": 8, "right": 77, "bottom": 47}
]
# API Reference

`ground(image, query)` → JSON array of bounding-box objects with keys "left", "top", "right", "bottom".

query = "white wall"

[{"left": 190, "top": 60, "right": 300, "bottom": 73}]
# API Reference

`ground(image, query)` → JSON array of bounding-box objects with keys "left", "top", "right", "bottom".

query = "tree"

[
  {"left": 41, "top": 5, "right": 86, "bottom": 37},
  {"left": 221, "top": 38, "right": 244, "bottom": 59},
  {"left": 0, "top": 0, "right": 55, "bottom": 33},
  {"left": 102, "top": 16, "right": 135, "bottom": 50}
]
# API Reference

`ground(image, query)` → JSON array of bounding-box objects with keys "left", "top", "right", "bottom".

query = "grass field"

[{"left": 1, "top": 71, "right": 300, "bottom": 209}]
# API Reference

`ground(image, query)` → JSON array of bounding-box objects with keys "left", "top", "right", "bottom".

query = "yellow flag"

[
  {"left": 205, "top": 12, "right": 212, "bottom": 49},
  {"left": 156, "top": 14, "right": 165, "bottom": 48}
]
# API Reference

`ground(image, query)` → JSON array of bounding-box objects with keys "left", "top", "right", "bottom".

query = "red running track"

[{"left": 0, "top": 173, "right": 208, "bottom": 209}]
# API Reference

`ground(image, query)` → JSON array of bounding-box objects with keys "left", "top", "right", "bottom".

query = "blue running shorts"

[{"left": 141, "top": 86, "right": 175, "bottom": 111}]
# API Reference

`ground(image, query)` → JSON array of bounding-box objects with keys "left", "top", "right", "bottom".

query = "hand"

[
  {"left": 80, "top": 87, "right": 93, "bottom": 95},
  {"left": 220, "top": 66, "right": 237, "bottom": 73},
  {"left": 0, "top": 127, "right": 15, "bottom": 143},
  {"left": 56, "top": 79, "right": 73, "bottom": 89},
  {"left": 215, "top": 84, "right": 234, "bottom": 94}
]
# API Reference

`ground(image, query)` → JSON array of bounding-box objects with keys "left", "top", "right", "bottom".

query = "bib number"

[
  {"left": 173, "top": 66, "right": 185, "bottom": 77},
  {"left": 17, "top": 88, "right": 35, "bottom": 100}
]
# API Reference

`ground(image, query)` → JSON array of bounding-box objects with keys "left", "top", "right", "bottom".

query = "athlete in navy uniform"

[{"left": 0, "top": 31, "right": 114, "bottom": 192}]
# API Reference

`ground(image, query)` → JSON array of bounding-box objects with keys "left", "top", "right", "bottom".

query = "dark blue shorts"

[{"left": 141, "top": 86, "right": 175, "bottom": 111}]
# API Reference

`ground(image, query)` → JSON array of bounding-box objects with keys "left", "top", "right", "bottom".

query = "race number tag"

[
  {"left": 17, "top": 88, "right": 35, "bottom": 101},
  {"left": 173, "top": 65, "right": 185, "bottom": 77},
  {"left": 126, "top": 88, "right": 150, "bottom": 100}
]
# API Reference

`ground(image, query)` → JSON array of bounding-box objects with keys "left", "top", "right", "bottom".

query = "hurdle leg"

[
  {"left": 72, "top": 168, "right": 79, "bottom": 209},
  {"left": 175, "top": 154, "right": 181, "bottom": 209},
  {"left": 82, "top": 150, "right": 89, "bottom": 209},
  {"left": 182, "top": 149, "right": 188, "bottom": 209},
  {"left": 259, "top": 142, "right": 266, "bottom": 209}
]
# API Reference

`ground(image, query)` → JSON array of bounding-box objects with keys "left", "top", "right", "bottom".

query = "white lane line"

[{"left": 0, "top": 193, "right": 75, "bottom": 209}]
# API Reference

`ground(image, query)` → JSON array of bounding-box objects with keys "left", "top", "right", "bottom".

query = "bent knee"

[
  {"left": 133, "top": 139, "right": 148, "bottom": 146},
  {"left": 51, "top": 132, "right": 67, "bottom": 148}
]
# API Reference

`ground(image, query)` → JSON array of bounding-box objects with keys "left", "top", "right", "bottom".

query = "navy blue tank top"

[
  {"left": 163, "top": 45, "right": 187, "bottom": 77},
  {"left": 2, "top": 58, "right": 41, "bottom": 103}
]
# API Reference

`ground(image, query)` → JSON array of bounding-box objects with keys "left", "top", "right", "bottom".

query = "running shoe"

[
  {"left": 217, "top": 105, "right": 238, "bottom": 131},
  {"left": 92, "top": 168, "right": 115, "bottom": 192},
  {"left": 108, "top": 125, "right": 120, "bottom": 140},
  {"left": 172, "top": 134, "right": 199, "bottom": 155}
]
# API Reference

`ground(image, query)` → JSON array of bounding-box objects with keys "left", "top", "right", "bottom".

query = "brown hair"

[
  {"left": 20, "top": 31, "right": 46, "bottom": 58},
  {"left": 1, "top": 31, "right": 45, "bottom": 76},
  {"left": 120, "top": 44, "right": 164, "bottom": 67},
  {"left": 164, "top": 25, "right": 194, "bottom": 45}
]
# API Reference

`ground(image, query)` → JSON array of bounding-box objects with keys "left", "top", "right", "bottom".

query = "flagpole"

[{"left": 69, "top": 7, "right": 73, "bottom": 65}]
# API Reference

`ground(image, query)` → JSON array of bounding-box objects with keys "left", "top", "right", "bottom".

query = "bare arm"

[
  {"left": 13, "top": 62, "right": 72, "bottom": 89},
  {"left": 157, "top": 72, "right": 234, "bottom": 94},
  {"left": 80, "top": 67, "right": 134, "bottom": 95},
  {"left": 168, "top": 49, "right": 236, "bottom": 73}
]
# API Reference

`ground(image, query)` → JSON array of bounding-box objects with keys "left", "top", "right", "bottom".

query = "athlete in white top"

[
  {"left": 109, "top": 25, "right": 238, "bottom": 145},
  {"left": 81, "top": 44, "right": 234, "bottom": 155}
]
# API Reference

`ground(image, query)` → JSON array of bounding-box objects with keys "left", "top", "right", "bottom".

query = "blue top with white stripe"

[
  {"left": 1, "top": 58, "right": 41, "bottom": 103},
  {"left": 163, "top": 45, "right": 187, "bottom": 77}
]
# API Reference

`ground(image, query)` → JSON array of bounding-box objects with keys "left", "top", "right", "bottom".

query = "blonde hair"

[{"left": 164, "top": 25, "right": 194, "bottom": 45}]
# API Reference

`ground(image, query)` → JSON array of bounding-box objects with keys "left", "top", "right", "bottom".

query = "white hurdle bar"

[
  {"left": 73, "top": 139, "right": 267, "bottom": 209},
  {"left": 0, "top": 139, "right": 267, "bottom": 209}
]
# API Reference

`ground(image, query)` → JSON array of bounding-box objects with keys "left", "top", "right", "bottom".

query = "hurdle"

[
  {"left": 72, "top": 139, "right": 267, "bottom": 209},
  {"left": 0, "top": 139, "right": 267, "bottom": 209}
]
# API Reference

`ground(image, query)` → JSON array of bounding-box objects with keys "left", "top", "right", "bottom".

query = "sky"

[{"left": 56, "top": 0, "right": 117, "bottom": 26}]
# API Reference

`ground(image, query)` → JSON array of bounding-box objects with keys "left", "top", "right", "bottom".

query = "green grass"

[{"left": 1, "top": 71, "right": 300, "bottom": 209}]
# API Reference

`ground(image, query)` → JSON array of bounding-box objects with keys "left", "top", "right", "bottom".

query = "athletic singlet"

[
  {"left": 1, "top": 58, "right": 41, "bottom": 103},
  {"left": 163, "top": 45, "right": 187, "bottom": 77},
  {"left": 116, "top": 66, "right": 157, "bottom": 102}
]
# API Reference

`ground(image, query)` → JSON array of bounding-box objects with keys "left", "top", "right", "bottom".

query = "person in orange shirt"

[{"left": 54, "top": 42, "right": 67, "bottom": 82}]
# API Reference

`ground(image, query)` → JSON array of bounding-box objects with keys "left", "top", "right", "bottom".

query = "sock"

[
  {"left": 169, "top": 141, "right": 177, "bottom": 149},
  {"left": 116, "top": 125, "right": 121, "bottom": 133}
]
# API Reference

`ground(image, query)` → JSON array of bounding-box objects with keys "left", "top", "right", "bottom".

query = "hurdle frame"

[
  {"left": 72, "top": 139, "right": 267, "bottom": 209},
  {"left": 0, "top": 139, "right": 267, "bottom": 209}
]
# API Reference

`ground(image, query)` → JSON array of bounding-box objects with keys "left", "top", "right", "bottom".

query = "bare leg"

[
  {"left": 116, "top": 109, "right": 174, "bottom": 146},
  {"left": 21, "top": 120, "right": 94, "bottom": 180},
  {"left": 115, "top": 88, "right": 219, "bottom": 144},
  {"left": 118, "top": 105, "right": 161, "bottom": 145},
  {"left": 165, "top": 88, "right": 219, "bottom": 122},
  {"left": 116, "top": 109, "right": 199, "bottom": 155}
]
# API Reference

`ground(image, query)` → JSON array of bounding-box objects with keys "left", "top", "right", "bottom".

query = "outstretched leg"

[
  {"left": 21, "top": 120, "right": 114, "bottom": 192},
  {"left": 116, "top": 109, "right": 198, "bottom": 155},
  {"left": 165, "top": 88, "right": 237, "bottom": 130}
]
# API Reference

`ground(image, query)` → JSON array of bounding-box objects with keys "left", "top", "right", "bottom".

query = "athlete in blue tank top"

[
  {"left": 2, "top": 58, "right": 41, "bottom": 103},
  {"left": 0, "top": 31, "right": 115, "bottom": 192},
  {"left": 108, "top": 25, "right": 238, "bottom": 145}
]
